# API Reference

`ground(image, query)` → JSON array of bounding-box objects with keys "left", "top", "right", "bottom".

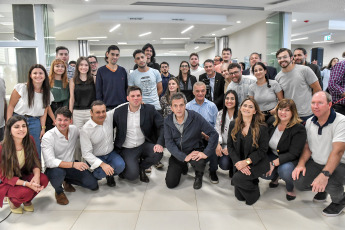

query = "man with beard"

[
  {"left": 134, "top": 43, "right": 160, "bottom": 71},
  {"left": 215, "top": 48, "right": 232, "bottom": 73},
  {"left": 129, "top": 49, "right": 162, "bottom": 111},
  {"left": 96, "top": 45, "right": 128, "bottom": 110},
  {"left": 88, "top": 55, "right": 99, "bottom": 77},
  {"left": 189, "top": 53, "right": 205, "bottom": 81},
  {"left": 293, "top": 48, "right": 323, "bottom": 89},
  {"left": 275, "top": 48, "right": 321, "bottom": 122},
  {"left": 160, "top": 61, "right": 175, "bottom": 97}
]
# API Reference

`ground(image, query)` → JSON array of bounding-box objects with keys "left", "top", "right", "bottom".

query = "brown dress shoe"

[
  {"left": 63, "top": 181, "right": 76, "bottom": 192},
  {"left": 55, "top": 192, "right": 69, "bottom": 205}
]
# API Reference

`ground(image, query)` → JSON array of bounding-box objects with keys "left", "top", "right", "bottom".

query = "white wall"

[
  {"left": 228, "top": 20, "right": 267, "bottom": 63},
  {"left": 55, "top": 40, "right": 79, "bottom": 62},
  {"left": 198, "top": 46, "right": 215, "bottom": 65},
  {"left": 292, "top": 42, "right": 345, "bottom": 67}
]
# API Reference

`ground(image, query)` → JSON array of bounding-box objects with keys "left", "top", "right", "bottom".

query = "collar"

[
  {"left": 128, "top": 104, "right": 141, "bottom": 113},
  {"left": 53, "top": 126, "right": 69, "bottom": 139},
  {"left": 173, "top": 110, "right": 188, "bottom": 125},
  {"left": 161, "top": 73, "right": 170, "bottom": 78},
  {"left": 207, "top": 72, "right": 216, "bottom": 79},
  {"left": 191, "top": 98, "right": 209, "bottom": 106},
  {"left": 311, "top": 108, "right": 336, "bottom": 135}
]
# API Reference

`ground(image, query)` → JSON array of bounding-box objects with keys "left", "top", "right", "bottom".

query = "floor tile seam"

[
  {"left": 134, "top": 179, "right": 149, "bottom": 230},
  {"left": 310, "top": 206, "right": 337, "bottom": 230},
  {"left": 195, "top": 188, "right": 202, "bottom": 230},
  {"left": 253, "top": 207, "right": 269, "bottom": 230}
]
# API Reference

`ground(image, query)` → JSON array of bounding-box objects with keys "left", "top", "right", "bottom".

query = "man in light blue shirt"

[{"left": 186, "top": 81, "right": 219, "bottom": 183}]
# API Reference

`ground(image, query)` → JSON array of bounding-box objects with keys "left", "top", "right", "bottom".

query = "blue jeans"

[
  {"left": 26, "top": 116, "right": 42, "bottom": 160},
  {"left": 262, "top": 161, "right": 295, "bottom": 192},
  {"left": 92, "top": 150, "right": 125, "bottom": 180},
  {"left": 45, "top": 167, "right": 98, "bottom": 194}
]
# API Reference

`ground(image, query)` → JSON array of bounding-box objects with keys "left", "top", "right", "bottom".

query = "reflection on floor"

[{"left": 1, "top": 150, "right": 344, "bottom": 230}]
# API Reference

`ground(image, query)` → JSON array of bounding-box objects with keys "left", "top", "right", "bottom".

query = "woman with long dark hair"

[
  {"left": 46, "top": 59, "right": 69, "bottom": 131},
  {"left": 215, "top": 90, "right": 238, "bottom": 177},
  {"left": 69, "top": 57, "right": 96, "bottom": 161},
  {"left": 227, "top": 97, "right": 269, "bottom": 205},
  {"left": 0, "top": 116, "right": 49, "bottom": 213},
  {"left": 248, "top": 62, "right": 283, "bottom": 121},
  {"left": 176, "top": 61, "right": 197, "bottom": 102},
  {"left": 7, "top": 64, "right": 53, "bottom": 158},
  {"left": 160, "top": 77, "right": 181, "bottom": 118},
  {"left": 262, "top": 99, "right": 306, "bottom": 200},
  {"left": 321, "top": 57, "right": 339, "bottom": 91}
]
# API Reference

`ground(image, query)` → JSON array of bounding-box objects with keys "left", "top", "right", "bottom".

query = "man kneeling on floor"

[
  {"left": 42, "top": 107, "right": 99, "bottom": 205},
  {"left": 80, "top": 101, "right": 125, "bottom": 187},
  {"left": 164, "top": 92, "right": 218, "bottom": 189}
]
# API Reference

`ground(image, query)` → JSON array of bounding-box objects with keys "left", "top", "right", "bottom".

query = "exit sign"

[{"left": 324, "top": 35, "right": 332, "bottom": 41}]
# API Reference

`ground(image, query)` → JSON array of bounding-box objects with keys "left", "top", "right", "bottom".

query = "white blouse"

[
  {"left": 13, "top": 83, "right": 54, "bottom": 117},
  {"left": 215, "top": 110, "right": 233, "bottom": 147}
]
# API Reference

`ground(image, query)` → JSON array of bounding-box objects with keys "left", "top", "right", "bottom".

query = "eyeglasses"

[
  {"left": 89, "top": 62, "right": 97, "bottom": 65},
  {"left": 229, "top": 71, "right": 240, "bottom": 76},
  {"left": 277, "top": 55, "right": 289, "bottom": 61},
  {"left": 180, "top": 65, "right": 189, "bottom": 68}
]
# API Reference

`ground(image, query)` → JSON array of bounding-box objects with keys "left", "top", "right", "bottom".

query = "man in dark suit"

[
  {"left": 293, "top": 48, "right": 323, "bottom": 89},
  {"left": 242, "top": 52, "right": 277, "bottom": 80},
  {"left": 113, "top": 86, "right": 164, "bottom": 183},
  {"left": 199, "top": 59, "right": 225, "bottom": 110}
]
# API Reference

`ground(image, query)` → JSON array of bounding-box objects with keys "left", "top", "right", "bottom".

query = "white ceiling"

[{"left": 1, "top": 0, "right": 345, "bottom": 56}]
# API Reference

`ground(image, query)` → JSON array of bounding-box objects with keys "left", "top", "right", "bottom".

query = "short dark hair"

[
  {"left": 90, "top": 100, "right": 106, "bottom": 111},
  {"left": 107, "top": 45, "right": 120, "bottom": 53},
  {"left": 294, "top": 48, "right": 307, "bottom": 55},
  {"left": 214, "top": 55, "right": 222, "bottom": 62},
  {"left": 276, "top": 48, "right": 293, "bottom": 58},
  {"left": 160, "top": 61, "right": 169, "bottom": 68},
  {"left": 228, "top": 63, "right": 241, "bottom": 71},
  {"left": 250, "top": 52, "right": 261, "bottom": 59},
  {"left": 55, "top": 106, "right": 72, "bottom": 119},
  {"left": 68, "top": 61, "right": 76, "bottom": 65},
  {"left": 189, "top": 53, "right": 199, "bottom": 59},
  {"left": 170, "top": 92, "right": 187, "bottom": 105},
  {"left": 204, "top": 59, "right": 214, "bottom": 65},
  {"left": 133, "top": 49, "right": 144, "bottom": 58},
  {"left": 87, "top": 55, "right": 98, "bottom": 62},
  {"left": 127, "top": 86, "right": 142, "bottom": 96},
  {"left": 222, "top": 48, "right": 232, "bottom": 54},
  {"left": 56, "top": 46, "right": 69, "bottom": 54}
]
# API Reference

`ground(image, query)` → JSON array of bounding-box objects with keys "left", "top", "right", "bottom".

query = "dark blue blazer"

[{"left": 113, "top": 103, "right": 164, "bottom": 150}]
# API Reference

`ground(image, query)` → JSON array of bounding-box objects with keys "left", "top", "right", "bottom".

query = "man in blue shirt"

[
  {"left": 96, "top": 45, "right": 128, "bottom": 110},
  {"left": 186, "top": 81, "right": 219, "bottom": 183},
  {"left": 160, "top": 61, "right": 175, "bottom": 98}
]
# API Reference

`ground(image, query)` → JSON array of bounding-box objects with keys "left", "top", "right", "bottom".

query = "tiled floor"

[{"left": 1, "top": 150, "right": 344, "bottom": 230}]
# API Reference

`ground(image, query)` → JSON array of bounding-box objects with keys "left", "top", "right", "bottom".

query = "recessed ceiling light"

[
  {"left": 139, "top": 32, "right": 152, "bottom": 37},
  {"left": 181, "top": 25, "right": 194, "bottom": 34},
  {"left": 292, "top": 19, "right": 297, "bottom": 22},
  {"left": 109, "top": 24, "right": 121, "bottom": 33},
  {"left": 171, "top": 51, "right": 188, "bottom": 53},
  {"left": 222, "top": 28, "right": 226, "bottom": 30},
  {"left": 85, "top": 0, "right": 89, "bottom": 1},
  {"left": 160, "top": 37, "right": 190, "bottom": 40},
  {"left": 118, "top": 42, "right": 127, "bottom": 45},
  {"left": 212, "top": 34, "right": 216, "bottom": 36},
  {"left": 0, "top": 22, "right": 13, "bottom": 26},
  {"left": 0, "top": 14, "right": 4, "bottom": 18},
  {"left": 89, "top": 40, "right": 100, "bottom": 41},
  {"left": 44, "top": 36, "right": 56, "bottom": 39},
  {"left": 77, "top": 36, "right": 107, "bottom": 39},
  {"left": 313, "top": 40, "right": 334, "bottom": 44},
  {"left": 194, "top": 46, "right": 199, "bottom": 50},
  {"left": 236, "top": 21, "right": 241, "bottom": 23},
  {"left": 164, "top": 53, "right": 177, "bottom": 55},
  {"left": 290, "top": 37, "right": 308, "bottom": 41}
]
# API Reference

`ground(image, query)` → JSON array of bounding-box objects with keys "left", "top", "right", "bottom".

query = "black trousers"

[
  {"left": 333, "top": 104, "right": 345, "bottom": 116},
  {"left": 119, "top": 142, "right": 163, "bottom": 181},
  {"left": 232, "top": 170, "right": 260, "bottom": 205},
  {"left": 165, "top": 155, "right": 206, "bottom": 189}
]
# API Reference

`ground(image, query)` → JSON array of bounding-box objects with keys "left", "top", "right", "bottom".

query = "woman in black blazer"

[
  {"left": 228, "top": 98, "right": 270, "bottom": 205},
  {"left": 263, "top": 99, "right": 306, "bottom": 201}
]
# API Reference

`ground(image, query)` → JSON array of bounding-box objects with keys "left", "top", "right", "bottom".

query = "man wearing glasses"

[
  {"left": 275, "top": 48, "right": 321, "bottom": 122},
  {"left": 88, "top": 55, "right": 99, "bottom": 77},
  {"left": 226, "top": 63, "right": 256, "bottom": 105}
]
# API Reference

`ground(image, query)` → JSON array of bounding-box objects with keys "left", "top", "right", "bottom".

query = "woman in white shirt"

[
  {"left": 321, "top": 57, "right": 339, "bottom": 91},
  {"left": 215, "top": 90, "right": 239, "bottom": 177},
  {"left": 7, "top": 64, "right": 53, "bottom": 159}
]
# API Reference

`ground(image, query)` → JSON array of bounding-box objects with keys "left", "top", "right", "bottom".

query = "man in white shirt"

[
  {"left": 80, "top": 101, "right": 125, "bottom": 187},
  {"left": 113, "top": 86, "right": 164, "bottom": 183},
  {"left": 189, "top": 53, "right": 205, "bottom": 81},
  {"left": 42, "top": 107, "right": 98, "bottom": 205}
]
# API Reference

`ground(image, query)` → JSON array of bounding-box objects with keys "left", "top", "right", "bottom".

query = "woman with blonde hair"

[
  {"left": 263, "top": 99, "right": 306, "bottom": 200},
  {"left": 46, "top": 59, "right": 69, "bottom": 131},
  {"left": 227, "top": 97, "right": 269, "bottom": 205}
]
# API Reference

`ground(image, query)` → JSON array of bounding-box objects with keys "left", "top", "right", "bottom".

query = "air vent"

[
  {"left": 194, "top": 41, "right": 207, "bottom": 44},
  {"left": 129, "top": 17, "right": 143, "bottom": 20},
  {"left": 172, "top": 18, "right": 185, "bottom": 21}
]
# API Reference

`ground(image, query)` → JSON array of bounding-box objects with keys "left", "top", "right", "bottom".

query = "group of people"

[{"left": 0, "top": 44, "right": 345, "bottom": 218}]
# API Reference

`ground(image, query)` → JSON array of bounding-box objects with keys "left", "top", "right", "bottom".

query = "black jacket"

[
  {"left": 305, "top": 62, "right": 322, "bottom": 89},
  {"left": 113, "top": 103, "right": 164, "bottom": 150},
  {"left": 227, "top": 121, "right": 270, "bottom": 177},
  {"left": 177, "top": 75, "right": 197, "bottom": 102},
  {"left": 243, "top": 65, "right": 277, "bottom": 80},
  {"left": 199, "top": 72, "right": 225, "bottom": 110},
  {"left": 268, "top": 122, "right": 306, "bottom": 165},
  {"left": 164, "top": 110, "right": 219, "bottom": 162}
]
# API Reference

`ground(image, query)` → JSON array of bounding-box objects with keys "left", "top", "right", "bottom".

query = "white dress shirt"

[
  {"left": 41, "top": 125, "right": 79, "bottom": 168},
  {"left": 80, "top": 109, "right": 115, "bottom": 170},
  {"left": 122, "top": 106, "right": 145, "bottom": 148}
]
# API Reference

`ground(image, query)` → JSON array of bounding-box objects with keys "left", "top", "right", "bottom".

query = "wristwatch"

[
  {"left": 321, "top": 170, "right": 331, "bottom": 177},
  {"left": 245, "top": 158, "right": 251, "bottom": 165}
]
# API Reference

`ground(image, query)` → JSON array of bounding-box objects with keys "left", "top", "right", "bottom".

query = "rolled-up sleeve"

[
  {"left": 41, "top": 134, "right": 62, "bottom": 168},
  {"left": 80, "top": 128, "right": 103, "bottom": 170}
]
